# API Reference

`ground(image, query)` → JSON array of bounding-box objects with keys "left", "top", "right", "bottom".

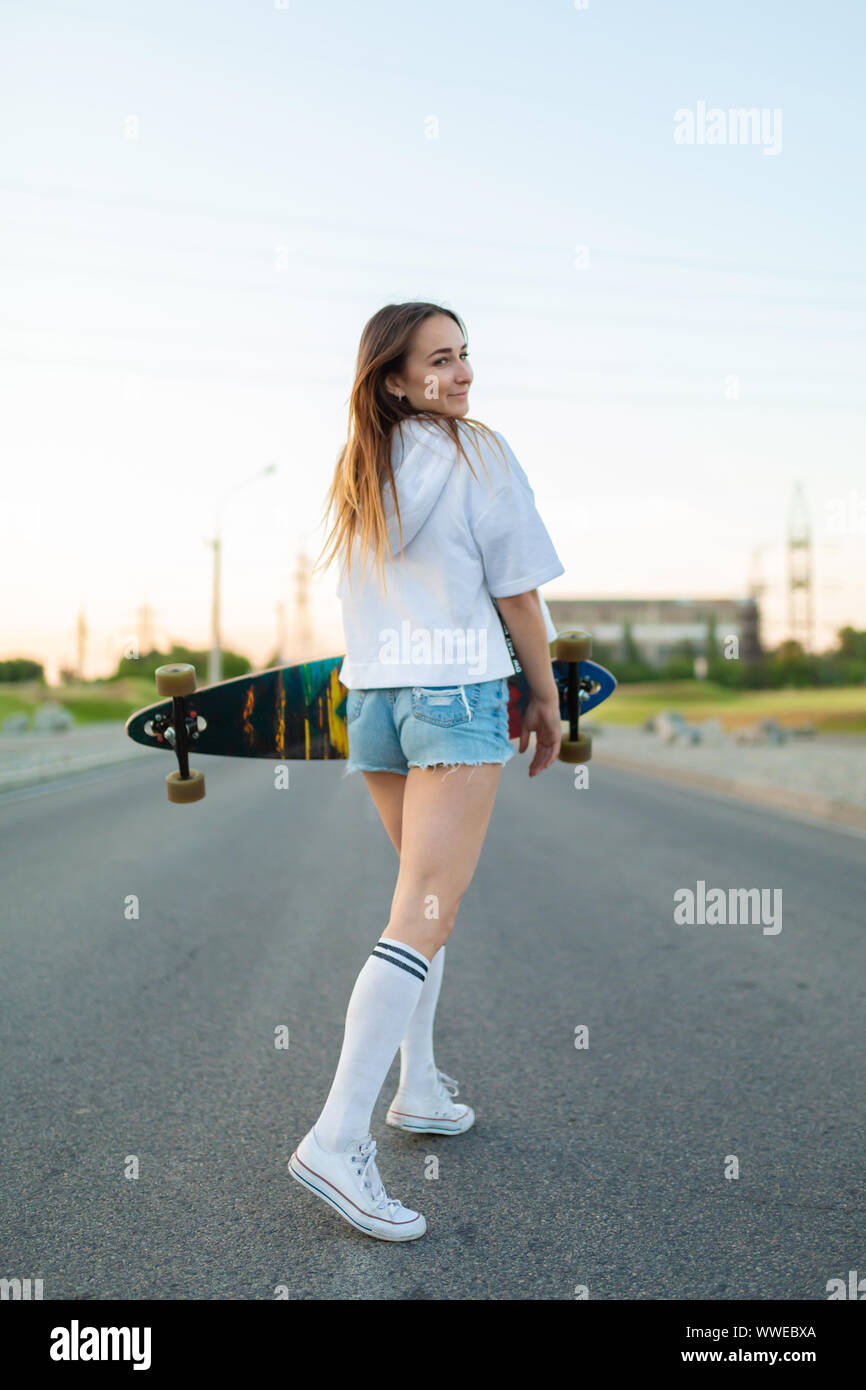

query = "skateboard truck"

[
  {"left": 550, "top": 631, "right": 616, "bottom": 764},
  {"left": 152, "top": 664, "right": 206, "bottom": 802}
]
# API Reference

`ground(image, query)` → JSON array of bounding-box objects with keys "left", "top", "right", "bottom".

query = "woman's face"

[{"left": 386, "top": 314, "right": 473, "bottom": 416}]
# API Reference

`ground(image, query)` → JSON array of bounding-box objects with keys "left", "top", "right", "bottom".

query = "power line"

[
  {"left": 2, "top": 177, "right": 864, "bottom": 285},
  {"left": 0, "top": 350, "right": 863, "bottom": 409},
  {"left": 5, "top": 243, "right": 862, "bottom": 316}
]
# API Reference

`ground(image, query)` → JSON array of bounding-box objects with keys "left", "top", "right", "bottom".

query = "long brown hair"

[{"left": 315, "top": 302, "right": 508, "bottom": 593}]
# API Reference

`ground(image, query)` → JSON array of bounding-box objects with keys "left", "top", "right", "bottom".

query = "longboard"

[{"left": 125, "top": 632, "right": 615, "bottom": 801}]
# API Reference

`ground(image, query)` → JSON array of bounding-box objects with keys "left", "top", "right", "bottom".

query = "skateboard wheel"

[
  {"left": 166, "top": 768, "right": 206, "bottom": 803},
  {"left": 155, "top": 663, "right": 197, "bottom": 697},
  {"left": 553, "top": 631, "right": 592, "bottom": 662},
  {"left": 559, "top": 734, "right": 592, "bottom": 764}
]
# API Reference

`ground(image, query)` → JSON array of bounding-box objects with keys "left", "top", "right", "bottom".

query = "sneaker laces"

[
  {"left": 351, "top": 1137, "right": 402, "bottom": 1215},
  {"left": 434, "top": 1070, "right": 460, "bottom": 1101}
]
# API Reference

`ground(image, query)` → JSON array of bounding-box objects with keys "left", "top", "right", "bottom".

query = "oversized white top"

[{"left": 336, "top": 416, "right": 564, "bottom": 688}]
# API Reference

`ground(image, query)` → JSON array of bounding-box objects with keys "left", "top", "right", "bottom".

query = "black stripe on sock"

[
  {"left": 371, "top": 948, "right": 427, "bottom": 983},
  {"left": 375, "top": 940, "right": 429, "bottom": 975}
]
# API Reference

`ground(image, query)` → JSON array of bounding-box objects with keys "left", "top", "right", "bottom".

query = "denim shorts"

[{"left": 344, "top": 677, "right": 515, "bottom": 776}]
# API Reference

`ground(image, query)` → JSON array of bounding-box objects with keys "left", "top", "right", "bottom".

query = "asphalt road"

[{"left": 1, "top": 748, "right": 864, "bottom": 1300}]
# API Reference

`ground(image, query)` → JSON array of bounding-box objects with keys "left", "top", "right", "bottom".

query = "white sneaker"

[
  {"left": 386, "top": 1070, "right": 475, "bottom": 1135},
  {"left": 288, "top": 1127, "right": 426, "bottom": 1241}
]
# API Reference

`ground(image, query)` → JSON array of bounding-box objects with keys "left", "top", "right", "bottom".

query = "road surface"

[{"left": 1, "top": 750, "right": 863, "bottom": 1299}]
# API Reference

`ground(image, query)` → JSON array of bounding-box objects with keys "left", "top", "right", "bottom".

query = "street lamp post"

[
  {"left": 208, "top": 534, "right": 222, "bottom": 686},
  {"left": 208, "top": 463, "right": 277, "bottom": 686}
]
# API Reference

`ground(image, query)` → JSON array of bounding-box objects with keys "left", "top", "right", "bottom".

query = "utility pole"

[
  {"left": 275, "top": 600, "right": 288, "bottom": 667},
  {"left": 747, "top": 546, "right": 767, "bottom": 605},
  {"left": 742, "top": 546, "right": 766, "bottom": 663},
  {"left": 293, "top": 550, "right": 313, "bottom": 662},
  {"left": 208, "top": 462, "right": 276, "bottom": 685},
  {"left": 136, "top": 603, "right": 155, "bottom": 656},
  {"left": 76, "top": 605, "right": 87, "bottom": 680},
  {"left": 208, "top": 536, "right": 222, "bottom": 685},
  {"left": 787, "top": 481, "right": 813, "bottom": 652}
]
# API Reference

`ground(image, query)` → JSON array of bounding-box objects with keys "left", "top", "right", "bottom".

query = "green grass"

[
  {"left": 593, "top": 681, "right": 866, "bottom": 732},
  {"left": 0, "top": 689, "right": 34, "bottom": 721},
  {"left": 0, "top": 678, "right": 158, "bottom": 729}
]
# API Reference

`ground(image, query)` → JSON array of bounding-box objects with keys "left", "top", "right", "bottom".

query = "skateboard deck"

[{"left": 125, "top": 635, "right": 615, "bottom": 800}]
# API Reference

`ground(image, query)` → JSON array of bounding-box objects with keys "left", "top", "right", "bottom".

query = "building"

[{"left": 545, "top": 597, "right": 762, "bottom": 667}]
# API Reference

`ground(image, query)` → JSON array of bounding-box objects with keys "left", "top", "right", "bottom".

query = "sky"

[{"left": 1, "top": 0, "right": 864, "bottom": 681}]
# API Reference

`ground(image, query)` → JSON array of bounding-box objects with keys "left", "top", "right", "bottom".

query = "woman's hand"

[{"left": 519, "top": 693, "right": 562, "bottom": 776}]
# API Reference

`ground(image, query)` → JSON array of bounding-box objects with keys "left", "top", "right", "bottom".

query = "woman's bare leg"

[
  {"left": 361, "top": 771, "right": 406, "bottom": 855},
  {"left": 382, "top": 763, "right": 502, "bottom": 962},
  {"left": 307, "top": 763, "right": 500, "bottom": 1160}
]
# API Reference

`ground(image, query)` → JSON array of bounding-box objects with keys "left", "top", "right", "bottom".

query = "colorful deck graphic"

[{"left": 125, "top": 656, "right": 615, "bottom": 762}]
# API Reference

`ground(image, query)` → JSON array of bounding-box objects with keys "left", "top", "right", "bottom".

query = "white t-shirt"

[{"left": 336, "top": 416, "right": 565, "bottom": 688}]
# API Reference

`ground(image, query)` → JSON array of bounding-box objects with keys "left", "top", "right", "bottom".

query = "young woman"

[{"left": 288, "top": 302, "right": 565, "bottom": 1240}]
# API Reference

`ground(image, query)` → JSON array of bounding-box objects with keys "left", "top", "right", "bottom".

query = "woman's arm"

[
  {"left": 494, "top": 590, "right": 557, "bottom": 700},
  {"left": 494, "top": 590, "right": 561, "bottom": 775}
]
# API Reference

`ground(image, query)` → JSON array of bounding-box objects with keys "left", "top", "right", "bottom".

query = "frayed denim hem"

[
  {"left": 407, "top": 757, "right": 512, "bottom": 779},
  {"left": 343, "top": 763, "right": 409, "bottom": 778}
]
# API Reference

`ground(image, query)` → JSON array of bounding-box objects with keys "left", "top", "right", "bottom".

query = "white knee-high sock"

[
  {"left": 314, "top": 938, "right": 429, "bottom": 1153},
  {"left": 398, "top": 944, "right": 445, "bottom": 1096}
]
